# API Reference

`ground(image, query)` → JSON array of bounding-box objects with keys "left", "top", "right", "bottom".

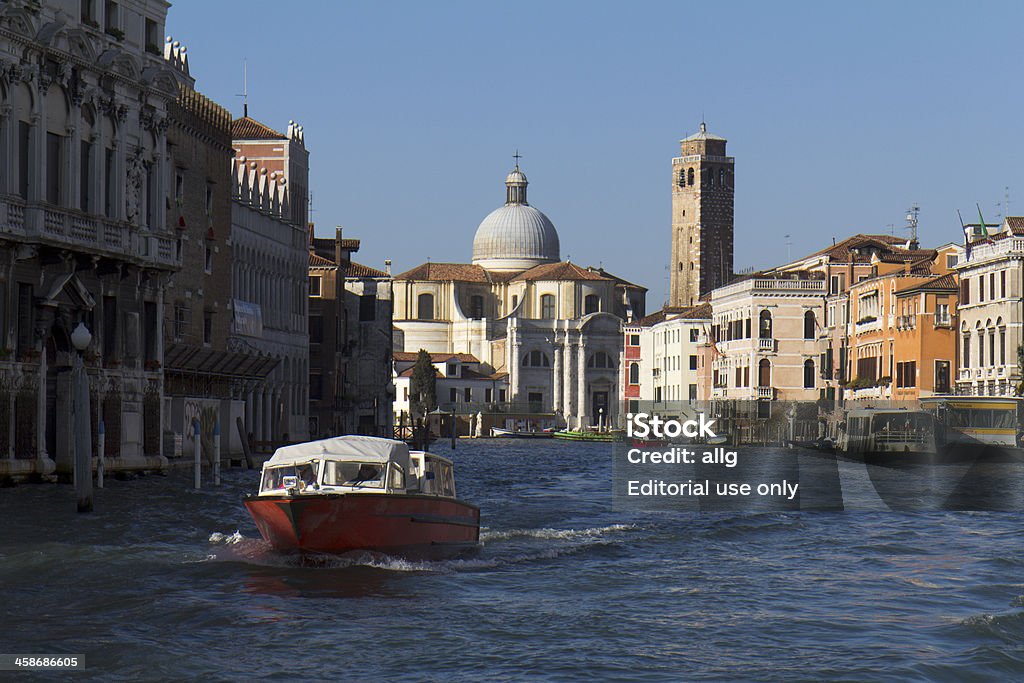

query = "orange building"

[
  {"left": 891, "top": 273, "right": 958, "bottom": 400},
  {"left": 845, "top": 249, "right": 960, "bottom": 402}
]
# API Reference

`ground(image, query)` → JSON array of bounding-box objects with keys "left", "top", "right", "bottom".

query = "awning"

[{"left": 163, "top": 344, "right": 280, "bottom": 380}]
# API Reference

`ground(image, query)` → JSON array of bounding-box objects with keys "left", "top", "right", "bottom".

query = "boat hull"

[
  {"left": 490, "top": 428, "right": 554, "bottom": 439},
  {"left": 553, "top": 430, "right": 625, "bottom": 442},
  {"left": 244, "top": 493, "right": 480, "bottom": 559}
]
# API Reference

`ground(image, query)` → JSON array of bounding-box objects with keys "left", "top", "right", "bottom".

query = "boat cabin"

[{"left": 257, "top": 435, "right": 457, "bottom": 497}]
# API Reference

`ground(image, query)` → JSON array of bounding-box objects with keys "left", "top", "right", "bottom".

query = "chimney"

[
  {"left": 335, "top": 226, "right": 343, "bottom": 267},
  {"left": 384, "top": 259, "right": 392, "bottom": 276}
]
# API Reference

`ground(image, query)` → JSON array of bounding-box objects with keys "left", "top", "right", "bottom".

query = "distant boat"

[
  {"left": 490, "top": 427, "right": 555, "bottom": 439},
  {"left": 553, "top": 429, "right": 626, "bottom": 443}
]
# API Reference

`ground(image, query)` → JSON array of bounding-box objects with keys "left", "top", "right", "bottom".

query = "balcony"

[
  {"left": 758, "top": 337, "right": 775, "bottom": 352},
  {"left": 896, "top": 315, "right": 916, "bottom": 330},
  {"left": 756, "top": 386, "right": 773, "bottom": 400},
  {"left": 933, "top": 314, "right": 952, "bottom": 328},
  {"left": 0, "top": 201, "right": 177, "bottom": 269}
]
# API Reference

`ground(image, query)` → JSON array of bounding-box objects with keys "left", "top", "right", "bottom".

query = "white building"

[
  {"left": 392, "top": 164, "right": 645, "bottom": 429},
  {"left": 0, "top": 0, "right": 181, "bottom": 480},
  {"left": 954, "top": 217, "right": 1024, "bottom": 396},
  {"left": 392, "top": 352, "right": 508, "bottom": 417},
  {"left": 709, "top": 273, "right": 827, "bottom": 402},
  {"left": 229, "top": 117, "right": 310, "bottom": 445}
]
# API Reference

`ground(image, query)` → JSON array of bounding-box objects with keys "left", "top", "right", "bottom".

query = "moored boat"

[
  {"left": 490, "top": 427, "right": 556, "bottom": 438},
  {"left": 244, "top": 436, "right": 480, "bottom": 558},
  {"left": 553, "top": 429, "right": 626, "bottom": 442}
]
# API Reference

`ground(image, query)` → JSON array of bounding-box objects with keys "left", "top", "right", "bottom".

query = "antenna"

[
  {"left": 905, "top": 204, "right": 920, "bottom": 245},
  {"left": 784, "top": 234, "right": 792, "bottom": 261},
  {"left": 1006, "top": 186, "right": 1012, "bottom": 218},
  {"left": 236, "top": 59, "right": 249, "bottom": 117}
]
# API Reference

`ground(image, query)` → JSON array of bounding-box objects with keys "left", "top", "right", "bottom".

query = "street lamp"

[
  {"left": 71, "top": 322, "right": 92, "bottom": 353},
  {"left": 71, "top": 321, "right": 93, "bottom": 513}
]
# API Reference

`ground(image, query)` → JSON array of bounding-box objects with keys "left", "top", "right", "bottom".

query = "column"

[
  {"left": 263, "top": 388, "right": 273, "bottom": 445},
  {"left": 37, "top": 348, "right": 47, "bottom": 460},
  {"left": 0, "top": 105, "right": 12, "bottom": 195},
  {"left": 252, "top": 390, "right": 263, "bottom": 443},
  {"left": 562, "top": 334, "right": 575, "bottom": 422},
  {"left": 552, "top": 338, "right": 562, "bottom": 415},
  {"left": 576, "top": 339, "right": 587, "bottom": 429},
  {"left": 243, "top": 389, "right": 253, "bottom": 444},
  {"left": 507, "top": 319, "right": 519, "bottom": 407}
]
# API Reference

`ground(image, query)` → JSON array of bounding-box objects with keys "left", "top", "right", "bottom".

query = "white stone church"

[{"left": 392, "top": 164, "right": 646, "bottom": 428}]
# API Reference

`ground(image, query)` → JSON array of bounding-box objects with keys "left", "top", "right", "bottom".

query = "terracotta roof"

[
  {"left": 393, "top": 263, "right": 492, "bottom": 282},
  {"left": 877, "top": 249, "right": 937, "bottom": 264},
  {"left": 461, "top": 367, "right": 507, "bottom": 381},
  {"left": 397, "top": 367, "right": 443, "bottom": 378},
  {"left": 513, "top": 261, "right": 610, "bottom": 282},
  {"left": 637, "top": 303, "right": 711, "bottom": 327},
  {"left": 804, "top": 234, "right": 911, "bottom": 262},
  {"left": 231, "top": 116, "right": 287, "bottom": 140},
  {"left": 309, "top": 252, "right": 335, "bottom": 268},
  {"left": 311, "top": 236, "right": 361, "bottom": 253},
  {"left": 895, "top": 272, "right": 958, "bottom": 295},
  {"left": 393, "top": 352, "right": 480, "bottom": 363},
  {"left": 1005, "top": 217, "right": 1024, "bottom": 235},
  {"left": 344, "top": 261, "right": 389, "bottom": 278}
]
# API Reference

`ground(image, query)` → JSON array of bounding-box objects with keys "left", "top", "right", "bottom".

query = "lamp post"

[{"left": 71, "top": 321, "right": 93, "bottom": 513}]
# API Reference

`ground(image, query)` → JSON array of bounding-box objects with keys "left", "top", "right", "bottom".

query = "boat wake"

[{"left": 204, "top": 523, "right": 639, "bottom": 573}]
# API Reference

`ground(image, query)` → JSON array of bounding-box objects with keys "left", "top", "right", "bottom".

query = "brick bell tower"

[{"left": 669, "top": 123, "right": 735, "bottom": 307}]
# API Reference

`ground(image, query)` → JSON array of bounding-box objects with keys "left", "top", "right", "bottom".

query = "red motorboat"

[{"left": 244, "top": 436, "right": 480, "bottom": 558}]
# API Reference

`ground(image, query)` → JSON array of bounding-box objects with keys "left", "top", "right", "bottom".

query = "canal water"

[{"left": 3, "top": 441, "right": 1024, "bottom": 681}]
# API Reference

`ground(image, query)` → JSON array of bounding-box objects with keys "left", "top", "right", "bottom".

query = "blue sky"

[{"left": 168, "top": 1, "right": 1024, "bottom": 306}]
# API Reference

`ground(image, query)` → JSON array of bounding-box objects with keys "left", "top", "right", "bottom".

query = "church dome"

[{"left": 472, "top": 163, "right": 560, "bottom": 272}]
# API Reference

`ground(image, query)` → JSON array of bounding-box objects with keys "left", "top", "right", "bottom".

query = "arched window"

[
  {"left": 629, "top": 362, "right": 640, "bottom": 384},
  {"left": 804, "top": 310, "right": 816, "bottom": 339},
  {"left": 677, "top": 169, "right": 686, "bottom": 187},
  {"left": 719, "top": 168, "right": 726, "bottom": 187},
  {"left": 962, "top": 333, "right": 971, "bottom": 368},
  {"left": 584, "top": 294, "right": 600, "bottom": 315},
  {"left": 587, "top": 352, "right": 616, "bottom": 369},
  {"left": 758, "top": 359, "right": 771, "bottom": 387},
  {"left": 707, "top": 168, "right": 714, "bottom": 187},
  {"left": 540, "top": 294, "right": 555, "bottom": 319},
  {"left": 417, "top": 293, "right": 434, "bottom": 320},
  {"left": 522, "top": 350, "right": 551, "bottom": 367},
  {"left": 803, "top": 359, "right": 815, "bottom": 388},
  {"left": 759, "top": 310, "right": 773, "bottom": 339},
  {"left": 687, "top": 168, "right": 694, "bottom": 186},
  {"left": 469, "top": 295, "right": 484, "bottom": 319}
]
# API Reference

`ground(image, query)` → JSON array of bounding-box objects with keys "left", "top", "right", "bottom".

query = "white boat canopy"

[{"left": 265, "top": 436, "right": 411, "bottom": 472}]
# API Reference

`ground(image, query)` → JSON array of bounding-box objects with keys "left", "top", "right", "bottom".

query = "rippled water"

[{"left": 3, "top": 441, "right": 1024, "bottom": 681}]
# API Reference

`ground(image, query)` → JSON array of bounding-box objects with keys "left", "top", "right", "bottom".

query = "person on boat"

[
  {"left": 347, "top": 464, "right": 382, "bottom": 485},
  {"left": 297, "top": 463, "right": 318, "bottom": 490}
]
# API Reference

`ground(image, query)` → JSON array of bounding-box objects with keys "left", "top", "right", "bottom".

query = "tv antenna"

[
  {"left": 905, "top": 204, "right": 920, "bottom": 244},
  {"left": 784, "top": 234, "right": 792, "bottom": 261},
  {"left": 237, "top": 59, "right": 249, "bottom": 116}
]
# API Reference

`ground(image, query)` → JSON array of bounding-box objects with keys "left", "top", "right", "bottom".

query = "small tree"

[{"left": 409, "top": 349, "right": 437, "bottom": 419}]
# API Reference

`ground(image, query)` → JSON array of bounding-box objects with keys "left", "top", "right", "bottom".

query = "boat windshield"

[
  {"left": 261, "top": 462, "right": 319, "bottom": 492},
  {"left": 321, "top": 460, "right": 386, "bottom": 488}
]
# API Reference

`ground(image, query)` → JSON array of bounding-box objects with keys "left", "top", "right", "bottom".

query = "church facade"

[{"left": 392, "top": 165, "right": 645, "bottom": 429}]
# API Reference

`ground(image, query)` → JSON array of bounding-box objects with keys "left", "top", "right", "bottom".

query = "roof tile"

[{"left": 231, "top": 116, "right": 287, "bottom": 140}]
